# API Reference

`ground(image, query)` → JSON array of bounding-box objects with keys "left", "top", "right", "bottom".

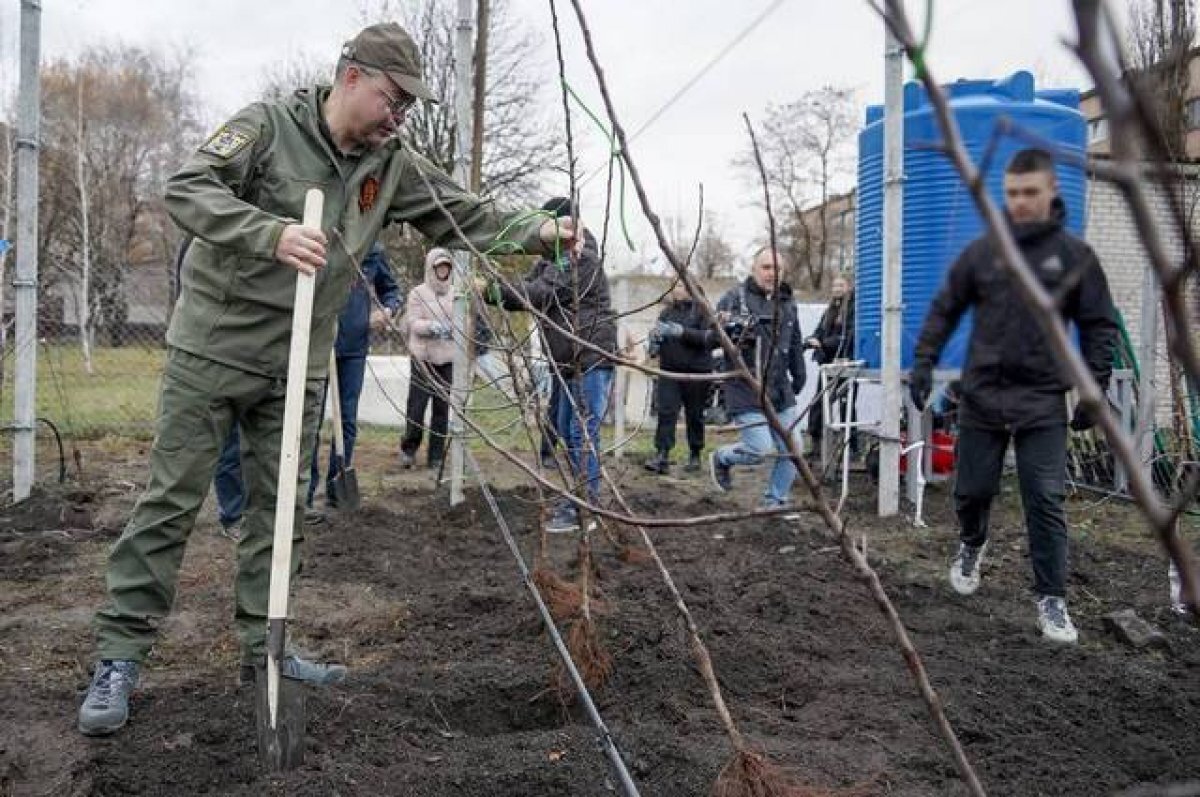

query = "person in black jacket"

[
  {"left": 804, "top": 273, "right": 856, "bottom": 454},
  {"left": 482, "top": 197, "right": 618, "bottom": 533},
  {"left": 708, "top": 246, "right": 807, "bottom": 508},
  {"left": 646, "top": 282, "right": 718, "bottom": 474},
  {"left": 910, "top": 148, "right": 1118, "bottom": 645}
]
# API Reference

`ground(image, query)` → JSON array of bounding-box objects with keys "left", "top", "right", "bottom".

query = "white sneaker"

[
  {"left": 948, "top": 542, "right": 986, "bottom": 595},
  {"left": 1169, "top": 562, "right": 1187, "bottom": 615},
  {"left": 1037, "top": 595, "right": 1079, "bottom": 644}
]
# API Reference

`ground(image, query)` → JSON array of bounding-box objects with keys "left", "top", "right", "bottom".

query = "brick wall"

[{"left": 1084, "top": 166, "right": 1200, "bottom": 427}]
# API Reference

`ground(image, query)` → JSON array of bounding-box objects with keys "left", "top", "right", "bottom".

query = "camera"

[{"left": 723, "top": 312, "right": 770, "bottom": 348}]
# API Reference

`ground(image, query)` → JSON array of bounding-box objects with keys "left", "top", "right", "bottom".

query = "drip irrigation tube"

[{"left": 465, "top": 451, "right": 641, "bottom": 797}]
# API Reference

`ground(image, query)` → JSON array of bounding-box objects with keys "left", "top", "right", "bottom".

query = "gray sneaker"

[
  {"left": 240, "top": 654, "right": 348, "bottom": 686},
  {"left": 1037, "top": 595, "right": 1079, "bottom": 644},
  {"left": 949, "top": 542, "right": 987, "bottom": 595},
  {"left": 78, "top": 659, "right": 139, "bottom": 736}
]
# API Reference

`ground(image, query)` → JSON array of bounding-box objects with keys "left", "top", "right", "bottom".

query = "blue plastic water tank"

[{"left": 855, "top": 71, "right": 1087, "bottom": 370}]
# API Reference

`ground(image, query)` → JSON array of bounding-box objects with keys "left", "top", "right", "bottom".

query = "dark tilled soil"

[{"left": 1, "top": 451, "right": 1199, "bottom": 797}]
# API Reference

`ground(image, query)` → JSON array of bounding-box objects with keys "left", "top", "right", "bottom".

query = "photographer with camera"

[
  {"left": 645, "top": 281, "right": 718, "bottom": 475},
  {"left": 708, "top": 246, "right": 807, "bottom": 509}
]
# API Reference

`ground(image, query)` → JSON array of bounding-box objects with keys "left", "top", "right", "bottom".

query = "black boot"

[
  {"left": 644, "top": 450, "right": 670, "bottom": 475},
  {"left": 684, "top": 451, "right": 702, "bottom": 473}
]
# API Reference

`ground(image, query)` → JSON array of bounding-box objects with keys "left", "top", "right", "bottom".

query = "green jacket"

[{"left": 165, "top": 85, "right": 543, "bottom": 379}]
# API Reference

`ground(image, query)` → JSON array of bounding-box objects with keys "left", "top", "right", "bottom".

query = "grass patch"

[{"left": 1, "top": 344, "right": 165, "bottom": 438}]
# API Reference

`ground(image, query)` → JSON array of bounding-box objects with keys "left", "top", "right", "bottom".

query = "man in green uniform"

[{"left": 78, "top": 22, "right": 577, "bottom": 736}]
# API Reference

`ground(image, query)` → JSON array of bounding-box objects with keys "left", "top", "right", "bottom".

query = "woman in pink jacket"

[{"left": 400, "top": 248, "right": 458, "bottom": 469}]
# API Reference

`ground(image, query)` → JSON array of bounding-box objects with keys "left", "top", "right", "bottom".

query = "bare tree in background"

[
  {"left": 258, "top": 54, "right": 335, "bottom": 103},
  {"left": 734, "top": 86, "right": 857, "bottom": 290},
  {"left": 249, "top": 1, "right": 564, "bottom": 286},
  {"left": 691, "top": 211, "right": 736, "bottom": 279},
  {"left": 36, "top": 46, "right": 201, "bottom": 350},
  {"left": 1125, "top": 0, "right": 1196, "bottom": 160},
  {"left": 355, "top": 0, "right": 561, "bottom": 207}
]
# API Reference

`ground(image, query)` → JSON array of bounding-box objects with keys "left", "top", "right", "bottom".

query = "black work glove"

[
  {"left": 909, "top": 364, "right": 933, "bottom": 411},
  {"left": 1069, "top": 403, "right": 1097, "bottom": 432}
]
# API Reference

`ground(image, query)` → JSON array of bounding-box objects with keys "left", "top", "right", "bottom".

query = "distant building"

[
  {"left": 1082, "top": 46, "right": 1200, "bottom": 159},
  {"left": 790, "top": 190, "right": 856, "bottom": 299}
]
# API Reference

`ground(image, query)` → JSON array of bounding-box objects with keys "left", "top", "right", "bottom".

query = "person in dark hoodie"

[
  {"left": 708, "top": 246, "right": 807, "bottom": 508},
  {"left": 645, "top": 281, "right": 718, "bottom": 474},
  {"left": 483, "top": 197, "right": 618, "bottom": 533},
  {"left": 804, "top": 273, "right": 856, "bottom": 455},
  {"left": 910, "top": 148, "right": 1118, "bottom": 645}
]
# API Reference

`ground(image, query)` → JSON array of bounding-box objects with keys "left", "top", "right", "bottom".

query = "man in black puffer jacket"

[
  {"left": 484, "top": 197, "right": 618, "bottom": 534},
  {"left": 646, "top": 282, "right": 718, "bottom": 474},
  {"left": 910, "top": 148, "right": 1118, "bottom": 645},
  {"left": 708, "top": 246, "right": 807, "bottom": 509}
]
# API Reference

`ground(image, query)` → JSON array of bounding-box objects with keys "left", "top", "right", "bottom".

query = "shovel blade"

[
  {"left": 254, "top": 670, "right": 306, "bottom": 771},
  {"left": 330, "top": 461, "right": 361, "bottom": 512}
]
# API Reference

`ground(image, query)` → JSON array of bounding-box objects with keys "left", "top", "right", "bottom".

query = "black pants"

[
  {"left": 401, "top": 361, "right": 454, "bottom": 464},
  {"left": 954, "top": 423, "right": 1068, "bottom": 597},
  {"left": 653, "top": 377, "right": 708, "bottom": 455}
]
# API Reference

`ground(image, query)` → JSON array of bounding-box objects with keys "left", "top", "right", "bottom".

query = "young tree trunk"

[{"left": 76, "top": 78, "right": 93, "bottom": 375}]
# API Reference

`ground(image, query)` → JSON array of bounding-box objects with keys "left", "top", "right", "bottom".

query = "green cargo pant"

[{"left": 95, "top": 347, "right": 324, "bottom": 663}]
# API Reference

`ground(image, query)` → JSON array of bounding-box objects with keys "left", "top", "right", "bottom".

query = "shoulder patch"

[{"left": 199, "top": 125, "right": 255, "bottom": 159}]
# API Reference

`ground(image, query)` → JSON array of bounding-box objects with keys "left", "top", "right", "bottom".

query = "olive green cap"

[{"left": 342, "top": 22, "right": 436, "bottom": 101}]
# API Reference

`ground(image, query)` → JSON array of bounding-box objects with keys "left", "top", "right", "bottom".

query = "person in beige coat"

[{"left": 400, "top": 248, "right": 457, "bottom": 468}]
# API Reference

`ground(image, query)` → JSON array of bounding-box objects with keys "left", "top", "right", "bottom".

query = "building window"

[
  {"left": 1088, "top": 116, "right": 1109, "bottom": 144},
  {"left": 1188, "top": 97, "right": 1200, "bottom": 131}
]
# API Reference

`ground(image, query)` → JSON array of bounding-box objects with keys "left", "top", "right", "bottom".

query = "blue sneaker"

[
  {"left": 78, "top": 659, "right": 139, "bottom": 736},
  {"left": 240, "top": 654, "right": 348, "bottom": 686}
]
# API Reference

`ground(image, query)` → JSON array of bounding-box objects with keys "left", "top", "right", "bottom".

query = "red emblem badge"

[{"left": 359, "top": 176, "right": 380, "bottom": 212}]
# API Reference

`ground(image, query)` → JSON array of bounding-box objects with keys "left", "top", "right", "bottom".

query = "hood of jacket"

[{"left": 424, "top": 247, "right": 454, "bottom": 296}]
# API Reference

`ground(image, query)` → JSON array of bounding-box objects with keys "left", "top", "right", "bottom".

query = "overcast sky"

[{"left": 1, "top": 1, "right": 1123, "bottom": 274}]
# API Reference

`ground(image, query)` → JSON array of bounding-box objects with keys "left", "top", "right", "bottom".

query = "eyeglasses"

[{"left": 373, "top": 79, "right": 416, "bottom": 118}]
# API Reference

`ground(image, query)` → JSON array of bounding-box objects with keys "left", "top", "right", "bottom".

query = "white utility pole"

[
  {"left": 13, "top": 0, "right": 42, "bottom": 502},
  {"left": 447, "top": 0, "right": 475, "bottom": 506},
  {"left": 1135, "top": 267, "right": 1159, "bottom": 467},
  {"left": 879, "top": 11, "right": 905, "bottom": 517}
]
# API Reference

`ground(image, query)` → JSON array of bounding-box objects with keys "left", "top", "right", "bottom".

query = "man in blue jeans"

[
  {"left": 484, "top": 197, "right": 618, "bottom": 533},
  {"left": 308, "top": 242, "right": 402, "bottom": 511},
  {"left": 212, "top": 429, "right": 245, "bottom": 536},
  {"left": 709, "top": 246, "right": 806, "bottom": 508}
]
